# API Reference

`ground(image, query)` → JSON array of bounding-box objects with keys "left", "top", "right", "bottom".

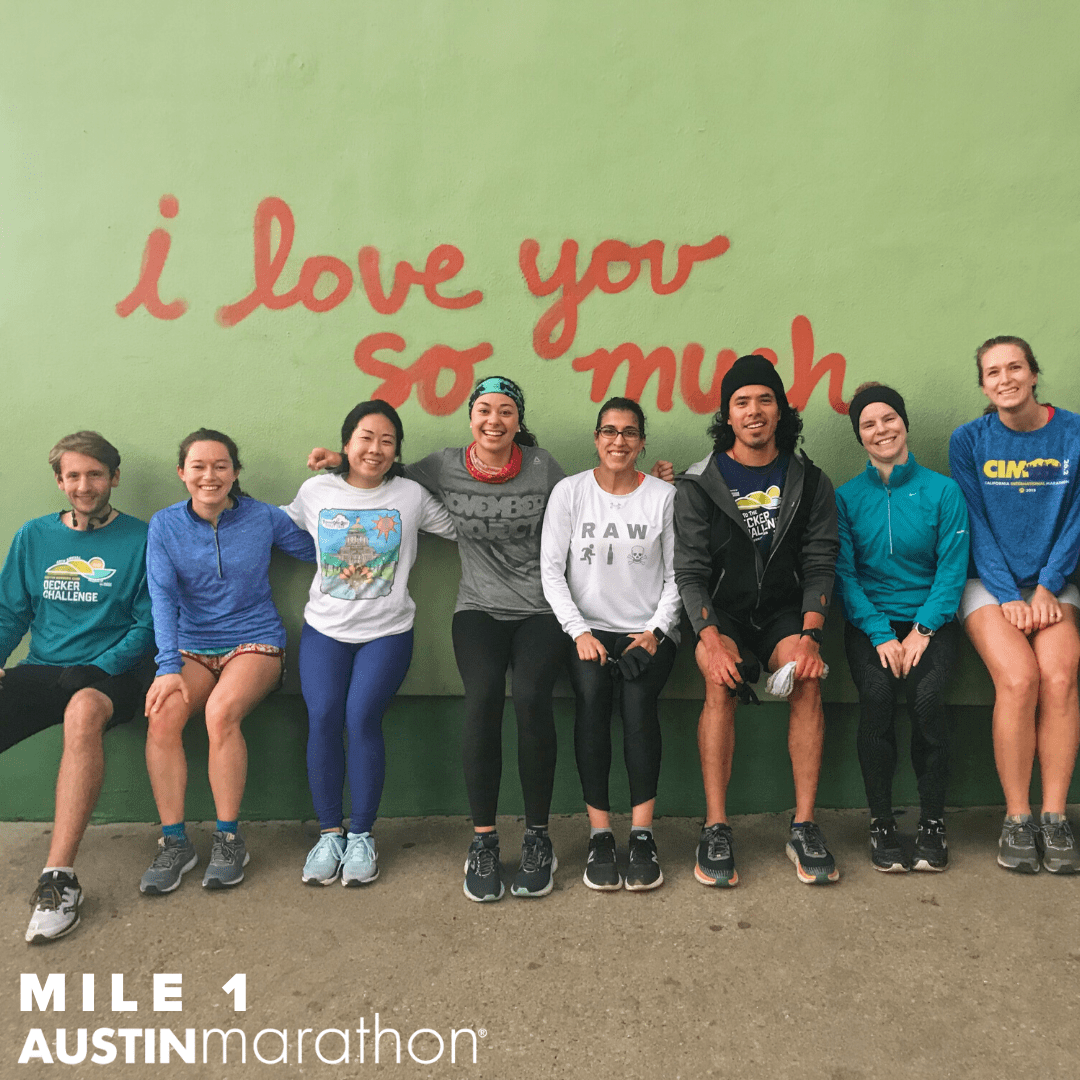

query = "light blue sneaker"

[
  {"left": 302, "top": 832, "right": 346, "bottom": 886},
  {"left": 341, "top": 832, "right": 378, "bottom": 886}
]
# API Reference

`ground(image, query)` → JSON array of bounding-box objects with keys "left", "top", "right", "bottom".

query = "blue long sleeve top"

[
  {"left": 949, "top": 407, "right": 1080, "bottom": 603},
  {"left": 146, "top": 497, "right": 316, "bottom": 674},
  {"left": 835, "top": 455, "right": 970, "bottom": 646}
]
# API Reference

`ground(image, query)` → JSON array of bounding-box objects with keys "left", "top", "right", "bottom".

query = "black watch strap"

[
  {"left": 652, "top": 627, "right": 666, "bottom": 644},
  {"left": 800, "top": 627, "right": 823, "bottom": 645}
]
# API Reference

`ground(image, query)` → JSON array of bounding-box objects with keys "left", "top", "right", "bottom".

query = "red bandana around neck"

[{"left": 466, "top": 441, "right": 523, "bottom": 483}]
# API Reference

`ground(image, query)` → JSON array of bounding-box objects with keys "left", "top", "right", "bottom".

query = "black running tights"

[
  {"left": 844, "top": 619, "right": 961, "bottom": 820},
  {"left": 452, "top": 610, "right": 565, "bottom": 829}
]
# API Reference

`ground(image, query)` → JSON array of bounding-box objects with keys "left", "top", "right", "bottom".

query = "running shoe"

[
  {"left": 510, "top": 829, "right": 558, "bottom": 897},
  {"left": 912, "top": 818, "right": 948, "bottom": 872},
  {"left": 341, "top": 832, "right": 379, "bottom": 886},
  {"left": 1039, "top": 813, "right": 1080, "bottom": 874},
  {"left": 787, "top": 820, "right": 840, "bottom": 884},
  {"left": 463, "top": 832, "right": 504, "bottom": 902},
  {"left": 869, "top": 818, "right": 909, "bottom": 872},
  {"left": 625, "top": 830, "right": 664, "bottom": 891},
  {"left": 997, "top": 815, "right": 1040, "bottom": 874},
  {"left": 25, "top": 871, "right": 83, "bottom": 943},
  {"left": 140, "top": 835, "right": 199, "bottom": 894},
  {"left": 583, "top": 831, "right": 622, "bottom": 891},
  {"left": 695, "top": 822, "right": 738, "bottom": 887},
  {"left": 302, "top": 832, "right": 346, "bottom": 886},
  {"left": 202, "top": 830, "right": 249, "bottom": 889}
]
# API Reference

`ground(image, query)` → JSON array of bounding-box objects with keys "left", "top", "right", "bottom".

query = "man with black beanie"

[{"left": 674, "top": 355, "right": 840, "bottom": 887}]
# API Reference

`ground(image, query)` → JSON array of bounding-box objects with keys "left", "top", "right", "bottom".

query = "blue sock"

[
  {"left": 216, "top": 819, "right": 238, "bottom": 835},
  {"left": 162, "top": 822, "right": 186, "bottom": 841}
]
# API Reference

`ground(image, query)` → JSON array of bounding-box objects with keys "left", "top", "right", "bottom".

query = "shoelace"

[
  {"left": 1042, "top": 819, "right": 1074, "bottom": 849},
  {"left": 519, "top": 835, "right": 547, "bottom": 873},
  {"left": 793, "top": 823, "right": 828, "bottom": 857},
  {"left": 470, "top": 842, "right": 499, "bottom": 877},
  {"left": 29, "top": 879, "right": 65, "bottom": 911},
  {"left": 871, "top": 823, "right": 900, "bottom": 847},
  {"left": 629, "top": 835, "right": 655, "bottom": 863},
  {"left": 346, "top": 835, "right": 375, "bottom": 861},
  {"left": 211, "top": 835, "right": 241, "bottom": 866},
  {"left": 1005, "top": 820, "right": 1039, "bottom": 847},
  {"left": 705, "top": 824, "right": 732, "bottom": 860}
]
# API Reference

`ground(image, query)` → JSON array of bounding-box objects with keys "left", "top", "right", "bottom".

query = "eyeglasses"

[{"left": 596, "top": 425, "right": 643, "bottom": 442}]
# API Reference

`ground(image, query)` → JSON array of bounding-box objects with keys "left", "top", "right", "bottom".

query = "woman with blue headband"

[{"left": 309, "top": 375, "right": 567, "bottom": 901}]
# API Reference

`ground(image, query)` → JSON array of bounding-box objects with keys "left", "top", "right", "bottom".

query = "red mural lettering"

[
  {"left": 115, "top": 195, "right": 188, "bottom": 320},
  {"left": 784, "top": 314, "right": 849, "bottom": 414},
  {"left": 354, "top": 334, "right": 493, "bottom": 415},
  {"left": 572, "top": 344, "right": 678, "bottom": 411},
  {"left": 357, "top": 245, "right": 483, "bottom": 315},
  {"left": 679, "top": 346, "right": 738, "bottom": 413},
  {"left": 520, "top": 235, "right": 730, "bottom": 360}
]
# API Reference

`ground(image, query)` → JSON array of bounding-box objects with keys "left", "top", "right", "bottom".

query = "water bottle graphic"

[{"left": 606, "top": 544, "right": 613, "bottom": 565}]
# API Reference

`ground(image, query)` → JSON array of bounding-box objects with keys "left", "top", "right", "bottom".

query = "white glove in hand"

[{"left": 765, "top": 659, "right": 829, "bottom": 699}]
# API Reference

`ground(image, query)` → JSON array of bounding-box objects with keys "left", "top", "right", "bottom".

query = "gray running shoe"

[
  {"left": 1039, "top": 813, "right": 1080, "bottom": 874},
  {"left": 997, "top": 815, "right": 1040, "bottom": 873},
  {"left": 140, "top": 835, "right": 199, "bottom": 895},
  {"left": 202, "top": 831, "right": 250, "bottom": 889},
  {"left": 26, "top": 871, "right": 83, "bottom": 943}
]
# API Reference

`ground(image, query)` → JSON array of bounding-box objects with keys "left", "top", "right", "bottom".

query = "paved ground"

[{"left": 2, "top": 808, "right": 1079, "bottom": 1079}]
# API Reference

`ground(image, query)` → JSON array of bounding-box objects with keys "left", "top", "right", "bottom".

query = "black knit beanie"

[
  {"left": 720, "top": 355, "right": 788, "bottom": 419},
  {"left": 848, "top": 385, "right": 909, "bottom": 444}
]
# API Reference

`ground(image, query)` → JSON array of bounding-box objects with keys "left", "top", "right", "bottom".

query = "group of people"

[{"left": 3, "top": 336, "right": 1078, "bottom": 946}]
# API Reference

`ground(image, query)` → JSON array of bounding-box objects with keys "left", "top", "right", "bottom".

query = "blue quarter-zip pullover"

[
  {"left": 147, "top": 497, "right": 316, "bottom": 674},
  {"left": 835, "top": 455, "right": 969, "bottom": 646}
]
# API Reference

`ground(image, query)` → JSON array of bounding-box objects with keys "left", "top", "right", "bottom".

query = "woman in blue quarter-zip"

[
  {"left": 140, "top": 429, "right": 315, "bottom": 896},
  {"left": 835, "top": 384, "right": 968, "bottom": 874}
]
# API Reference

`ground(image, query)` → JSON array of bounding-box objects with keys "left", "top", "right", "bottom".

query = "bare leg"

[
  {"left": 1031, "top": 609, "right": 1080, "bottom": 814},
  {"left": 204, "top": 654, "right": 283, "bottom": 822},
  {"left": 770, "top": 634, "right": 824, "bottom": 822},
  {"left": 696, "top": 636, "right": 739, "bottom": 825},
  {"left": 631, "top": 798, "right": 656, "bottom": 829},
  {"left": 46, "top": 688, "right": 113, "bottom": 868},
  {"left": 964, "top": 606, "right": 1040, "bottom": 817}
]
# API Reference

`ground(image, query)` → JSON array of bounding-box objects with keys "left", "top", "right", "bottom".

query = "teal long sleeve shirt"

[{"left": 834, "top": 455, "right": 969, "bottom": 646}]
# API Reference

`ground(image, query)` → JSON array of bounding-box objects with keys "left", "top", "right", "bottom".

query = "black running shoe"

[
  {"left": 463, "top": 832, "right": 504, "bottom": 902},
  {"left": 787, "top": 820, "right": 840, "bottom": 884},
  {"left": 510, "top": 829, "right": 557, "bottom": 897},
  {"left": 625, "top": 830, "right": 663, "bottom": 891},
  {"left": 912, "top": 818, "right": 948, "bottom": 872},
  {"left": 583, "top": 831, "right": 621, "bottom": 891},
  {"left": 869, "top": 818, "right": 909, "bottom": 873},
  {"left": 695, "top": 822, "right": 738, "bottom": 887}
]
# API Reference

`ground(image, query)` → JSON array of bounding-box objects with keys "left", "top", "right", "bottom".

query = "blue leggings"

[{"left": 299, "top": 623, "right": 414, "bottom": 834}]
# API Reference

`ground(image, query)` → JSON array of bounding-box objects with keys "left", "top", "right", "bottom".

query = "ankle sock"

[
  {"left": 1041, "top": 811, "right": 1065, "bottom": 824},
  {"left": 41, "top": 866, "right": 75, "bottom": 878},
  {"left": 1005, "top": 813, "right": 1033, "bottom": 824},
  {"left": 216, "top": 819, "right": 238, "bottom": 835},
  {"left": 525, "top": 824, "right": 548, "bottom": 838},
  {"left": 590, "top": 827, "right": 613, "bottom": 839},
  {"left": 630, "top": 825, "right": 653, "bottom": 837},
  {"left": 162, "top": 822, "right": 187, "bottom": 842}
]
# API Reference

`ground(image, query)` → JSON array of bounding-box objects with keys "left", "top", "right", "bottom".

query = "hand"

[
  {"left": 625, "top": 630, "right": 658, "bottom": 655},
  {"left": 899, "top": 628, "right": 931, "bottom": 677},
  {"left": 144, "top": 673, "right": 188, "bottom": 715},
  {"left": 1001, "top": 600, "right": 1034, "bottom": 635},
  {"left": 649, "top": 460, "right": 675, "bottom": 484},
  {"left": 307, "top": 447, "right": 343, "bottom": 471},
  {"left": 1028, "top": 585, "right": 1062, "bottom": 632},
  {"left": 696, "top": 628, "right": 744, "bottom": 691},
  {"left": 793, "top": 634, "right": 826, "bottom": 680},
  {"left": 575, "top": 632, "right": 608, "bottom": 664},
  {"left": 875, "top": 638, "right": 905, "bottom": 679},
  {"left": 0, "top": 668, "right": 5, "bottom": 681}
]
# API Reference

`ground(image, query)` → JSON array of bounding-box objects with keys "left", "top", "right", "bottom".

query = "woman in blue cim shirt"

[
  {"left": 141, "top": 429, "right": 315, "bottom": 896},
  {"left": 949, "top": 337, "right": 1080, "bottom": 875},
  {"left": 836, "top": 384, "right": 968, "bottom": 874}
]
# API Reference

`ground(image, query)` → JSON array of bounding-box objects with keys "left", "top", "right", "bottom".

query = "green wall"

[{"left": 3, "top": 3, "right": 1080, "bottom": 819}]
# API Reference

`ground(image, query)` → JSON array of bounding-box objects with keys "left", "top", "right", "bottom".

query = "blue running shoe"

[
  {"left": 341, "top": 832, "right": 379, "bottom": 886},
  {"left": 302, "top": 832, "right": 346, "bottom": 886}
]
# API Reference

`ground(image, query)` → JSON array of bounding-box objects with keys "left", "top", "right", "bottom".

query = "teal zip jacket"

[{"left": 835, "top": 454, "right": 969, "bottom": 646}]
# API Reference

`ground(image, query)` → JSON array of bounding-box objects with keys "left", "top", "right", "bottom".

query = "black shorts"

[
  {"left": 0, "top": 663, "right": 148, "bottom": 755},
  {"left": 712, "top": 609, "right": 803, "bottom": 672}
]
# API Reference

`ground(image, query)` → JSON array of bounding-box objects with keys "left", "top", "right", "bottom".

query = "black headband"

[{"left": 848, "top": 386, "right": 909, "bottom": 444}]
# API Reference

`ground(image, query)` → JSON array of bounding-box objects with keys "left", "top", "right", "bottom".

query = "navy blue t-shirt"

[{"left": 714, "top": 452, "right": 789, "bottom": 555}]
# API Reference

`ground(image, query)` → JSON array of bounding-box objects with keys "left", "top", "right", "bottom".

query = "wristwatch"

[
  {"left": 914, "top": 623, "right": 935, "bottom": 637},
  {"left": 652, "top": 628, "right": 666, "bottom": 644},
  {"left": 799, "top": 627, "right": 823, "bottom": 645}
]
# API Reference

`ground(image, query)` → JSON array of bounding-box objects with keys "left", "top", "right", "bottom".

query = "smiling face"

[
  {"left": 979, "top": 342, "right": 1038, "bottom": 413},
  {"left": 55, "top": 451, "right": 119, "bottom": 519},
  {"left": 594, "top": 408, "right": 645, "bottom": 475},
  {"left": 178, "top": 440, "right": 238, "bottom": 514},
  {"left": 343, "top": 412, "right": 399, "bottom": 489},
  {"left": 469, "top": 393, "right": 520, "bottom": 457},
  {"left": 727, "top": 385, "right": 781, "bottom": 454},
  {"left": 858, "top": 402, "right": 909, "bottom": 467}
]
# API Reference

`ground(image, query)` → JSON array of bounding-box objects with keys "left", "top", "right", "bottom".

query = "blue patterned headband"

[{"left": 468, "top": 375, "right": 526, "bottom": 420}]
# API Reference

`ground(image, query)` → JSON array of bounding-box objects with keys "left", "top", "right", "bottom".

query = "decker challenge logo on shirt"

[
  {"left": 42, "top": 556, "right": 116, "bottom": 602},
  {"left": 982, "top": 458, "right": 1070, "bottom": 490},
  {"left": 734, "top": 485, "right": 782, "bottom": 544}
]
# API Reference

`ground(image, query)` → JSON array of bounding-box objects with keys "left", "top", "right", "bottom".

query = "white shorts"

[{"left": 959, "top": 578, "right": 1080, "bottom": 621}]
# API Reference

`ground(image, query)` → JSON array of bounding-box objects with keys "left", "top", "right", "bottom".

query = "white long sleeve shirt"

[{"left": 540, "top": 470, "right": 682, "bottom": 644}]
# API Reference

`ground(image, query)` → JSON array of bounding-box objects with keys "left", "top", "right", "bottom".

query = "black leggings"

[
  {"left": 452, "top": 610, "right": 566, "bottom": 829},
  {"left": 844, "top": 619, "right": 961, "bottom": 820},
  {"left": 567, "top": 630, "right": 676, "bottom": 812}
]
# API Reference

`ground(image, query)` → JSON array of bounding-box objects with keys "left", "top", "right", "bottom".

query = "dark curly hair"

[{"left": 707, "top": 403, "right": 803, "bottom": 454}]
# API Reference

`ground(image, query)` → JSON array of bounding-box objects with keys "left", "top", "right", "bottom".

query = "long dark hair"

[
  {"left": 333, "top": 400, "right": 405, "bottom": 477},
  {"left": 595, "top": 396, "right": 647, "bottom": 440},
  {"left": 178, "top": 428, "right": 245, "bottom": 499},
  {"left": 468, "top": 375, "right": 538, "bottom": 447},
  {"left": 707, "top": 405, "right": 803, "bottom": 454}
]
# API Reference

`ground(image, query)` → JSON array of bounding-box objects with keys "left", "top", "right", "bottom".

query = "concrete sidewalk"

[{"left": 3, "top": 808, "right": 1079, "bottom": 1079}]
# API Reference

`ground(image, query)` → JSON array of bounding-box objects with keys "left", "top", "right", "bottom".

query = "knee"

[
  {"left": 204, "top": 702, "right": 243, "bottom": 744},
  {"left": 63, "top": 691, "right": 111, "bottom": 743},
  {"left": 994, "top": 664, "right": 1040, "bottom": 702},
  {"left": 1038, "top": 664, "right": 1078, "bottom": 704},
  {"left": 145, "top": 697, "right": 189, "bottom": 743}
]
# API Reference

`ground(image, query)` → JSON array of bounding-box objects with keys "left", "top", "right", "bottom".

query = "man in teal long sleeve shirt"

[{"left": 0, "top": 432, "right": 153, "bottom": 943}]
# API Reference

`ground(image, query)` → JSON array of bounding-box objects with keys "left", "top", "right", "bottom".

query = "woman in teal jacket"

[{"left": 835, "top": 383, "right": 969, "bottom": 873}]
